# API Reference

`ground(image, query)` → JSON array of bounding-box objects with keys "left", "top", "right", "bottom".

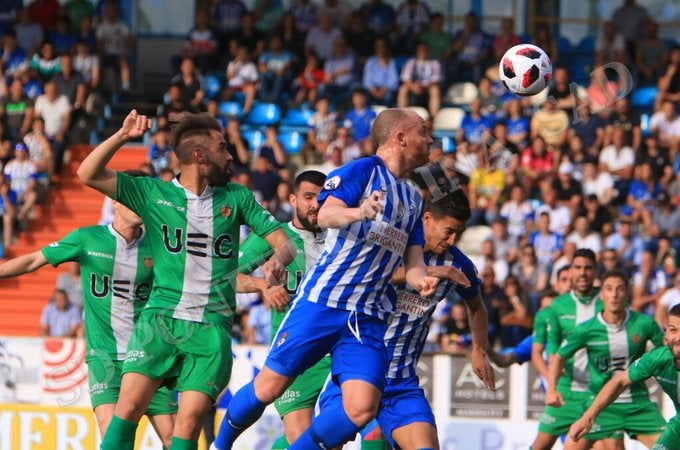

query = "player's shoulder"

[
  {"left": 551, "top": 292, "right": 573, "bottom": 308},
  {"left": 76, "top": 224, "right": 110, "bottom": 238},
  {"left": 323, "top": 156, "right": 381, "bottom": 190},
  {"left": 448, "top": 245, "right": 476, "bottom": 272},
  {"left": 640, "top": 345, "right": 672, "bottom": 364},
  {"left": 628, "top": 309, "right": 657, "bottom": 326}
]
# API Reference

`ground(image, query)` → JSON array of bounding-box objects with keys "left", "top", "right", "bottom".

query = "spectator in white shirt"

[
  {"left": 566, "top": 215, "right": 602, "bottom": 254},
  {"left": 650, "top": 101, "right": 680, "bottom": 157},
  {"left": 599, "top": 126, "right": 635, "bottom": 204},
  {"left": 33, "top": 81, "right": 71, "bottom": 175}
]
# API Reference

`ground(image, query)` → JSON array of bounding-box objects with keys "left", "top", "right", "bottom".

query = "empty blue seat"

[
  {"left": 245, "top": 102, "right": 282, "bottom": 127},
  {"left": 204, "top": 75, "right": 222, "bottom": 99},
  {"left": 631, "top": 86, "right": 658, "bottom": 110},
  {"left": 279, "top": 130, "right": 304, "bottom": 154},
  {"left": 219, "top": 101, "right": 243, "bottom": 118},
  {"left": 281, "top": 107, "right": 314, "bottom": 130},
  {"left": 241, "top": 128, "right": 264, "bottom": 150}
]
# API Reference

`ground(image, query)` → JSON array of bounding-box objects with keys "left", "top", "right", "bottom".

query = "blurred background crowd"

[{"left": 0, "top": 0, "right": 678, "bottom": 353}]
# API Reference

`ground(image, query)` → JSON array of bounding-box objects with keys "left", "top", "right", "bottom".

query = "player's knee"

[
  {"left": 253, "top": 371, "right": 290, "bottom": 403},
  {"left": 343, "top": 398, "right": 379, "bottom": 427}
]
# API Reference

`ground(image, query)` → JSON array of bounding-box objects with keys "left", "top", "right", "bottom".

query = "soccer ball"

[{"left": 499, "top": 44, "right": 553, "bottom": 96}]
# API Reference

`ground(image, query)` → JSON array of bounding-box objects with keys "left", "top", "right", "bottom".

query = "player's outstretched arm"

[
  {"left": 317, "top": 191, "right": 384, "bottom": 229},
  {"left": 466, "top": 293, "right": 496, "bottom": 391},
  {"left": 545, "top": 354, "right": 565, "bottom": 407},
  {"left": 569, "top": 370, "right": 632, "bottom": 442},
  {"left": 77, "top": 109, "right": 152, "bottom": 198},
  {"left": 402, "top": 245, "right": 438, "bottom": 296},
  {"left": 0, "top": 250, "right": 49, "bottom": 278}
]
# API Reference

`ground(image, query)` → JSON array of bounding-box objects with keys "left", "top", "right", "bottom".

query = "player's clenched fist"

[
  {"left": 416, "top": 276, "right": 439, "bottom": 297},
  {"left": 263, "top": 257, "right": 286, "bottom": 287},
  {"left": 359, "top": 191, "right": 384, "bottom": 220},
  {"left": 118, "top": 109, "right": 153, "bottom": 140}
]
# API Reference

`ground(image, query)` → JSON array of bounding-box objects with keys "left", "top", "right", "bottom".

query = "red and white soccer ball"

[{"left": 499, "top": 44, "right": 553, "bottom": 96}]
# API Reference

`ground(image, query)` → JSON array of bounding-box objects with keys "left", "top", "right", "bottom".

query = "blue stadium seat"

[
  {"left": 204, "top": 75, "right": 222, "bottom": 99},
  {"left": 631, "top": 86, "right": 659, "bottom": 110},
  {"left": 394, "top": 55, "right": 410, "bottom": 76},
  {"left": 281, "top": 107, "right": 314, "bottom": 132},
  {"left": 245, "top": 102, "right": 282, "bottom": 127},
  {"left": 241, "top": 128, "right": 264, "bottom": 150},
  {"left": 577, "top": 36, "right": 595, "bottom": 54},
  {"left": 219, "top": 101, "right": 243, "bottom": 118},
  {"left": 557, "top": 36, "right": 573, "bottom": 54},
  {"left": 279, "top": 130, "right": 304, "bottom": 154}
]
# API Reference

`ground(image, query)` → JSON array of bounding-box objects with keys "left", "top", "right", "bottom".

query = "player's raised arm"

[
  {"left": 77, "top": 109, "right": 152, "bottom": 198},
  {"left": 465, "top": 292, "right": 496, "bottom": 391},
  {"left": 0, "top": 250, "right": 49, "bottom": 278},
  {"left": 569, "top": 370, "right": 632, "bottom": 442}
]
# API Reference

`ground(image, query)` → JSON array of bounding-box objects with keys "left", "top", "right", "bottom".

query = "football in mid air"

[{"left": 499, "top": 44, "right": 553, "bottom": 96}]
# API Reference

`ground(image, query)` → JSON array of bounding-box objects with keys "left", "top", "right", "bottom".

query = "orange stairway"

[{"left": 0, "top": 144, "right": 149, "bottom": 336}]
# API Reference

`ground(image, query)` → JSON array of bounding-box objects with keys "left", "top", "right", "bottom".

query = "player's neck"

[
  {"left": 572, "top": 287, "right": 596, "bottom": 301},
  {"left": 376, "top": 148, "right": 406, "bottom": 178},
  {"left": 602, "top": 308, "right": 626, "bottom": 325},
  {"left": 112, "top": 221, "right": 142, "bottom": 244},
  {"left": 177, "top": 171, "right": 209, "bottom": 196}
]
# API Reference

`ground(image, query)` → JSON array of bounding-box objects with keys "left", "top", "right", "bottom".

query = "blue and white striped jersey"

[
  {"left": 386, "top": 246, "right": 480, "bottom": 379},
  {"left": 297, "top": 156, "right": 424, "bottom": 321}
]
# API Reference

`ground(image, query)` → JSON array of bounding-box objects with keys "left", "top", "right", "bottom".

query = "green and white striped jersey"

[
  {"left": 116, "top": 173, "right": 281, "bottom": 325},
  {"left": 548, "top": 289, "right": 603, "bottom": 396},
  {"left": 42, "top": 225, "right": 154, "bottom": 361},
  {"left": 238, "top": 221, "right": 326, "bottom": 339},
  {"left": 629, "top": 346, "right": 680, "bottom": 410},
  {"left": 558, "top": 310, "right": 664, "bottom": 402}
]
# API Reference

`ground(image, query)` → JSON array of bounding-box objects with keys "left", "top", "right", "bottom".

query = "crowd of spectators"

[{"left": 0, "top": 0, "right": 679, "bottom": 349}]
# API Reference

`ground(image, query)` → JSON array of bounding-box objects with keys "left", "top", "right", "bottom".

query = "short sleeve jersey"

[
  {"left": 296, "top": 156, "right": 424, "bottom": 321},
  {"left": 629, "top": 346, "right": 680, "bottom": 410},
  {"left": 532, "top": 307, "right": 553, "bottom": 346},
  {"left": 558, "top": 310, "right": 663, "bottom": 402},
  {"left": 238, "top": 221, "right": 326, "bottom": 338},
  {"left": 387, "top": 246, "right": 479, "bottom": 378},
  {"left": 116, "top": 173, "right": 281, "bottom": 325},
  {"left": 41, "top": 225, "right": 153, "bottom": 361},
  {"left": 548, "top": 289, "right": 603, "bottom": 396}
]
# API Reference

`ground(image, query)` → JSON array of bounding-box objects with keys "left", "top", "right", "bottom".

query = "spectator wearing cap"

[
  {"left": 3, "top": 142, "right": 38, "bottom": 227},
  {"left": 599, "top": 126, "right": 635, "bottom": 204},
  {"left": 605, "top": 215, "right": 645, "bottom": 273},
  {"left": 40, "top": 289, "right": 82, "bottom": 337}
]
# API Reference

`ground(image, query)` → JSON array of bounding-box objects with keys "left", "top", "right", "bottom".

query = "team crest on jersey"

[
  {"left": 632, "top": 334, "right": 640, "bottom": 343},
  {"left": 48, "top": 241, "right": 59, "bottom": 247},
  {"left": 324, "top": 176, "right": 340, "bottom": 190},
  {"left": 276, "top": 331, "right": 288, "bottom": 347},
  {"left": 143, "top": 257, "right": 153, "bottom": 269},
  {"left": 219, "top": 206, "right": 232, "bottom": 218}
]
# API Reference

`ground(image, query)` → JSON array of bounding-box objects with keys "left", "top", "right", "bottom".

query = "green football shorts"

[
  {"left": 585, "top": 400, "right": 665, "bottom": 441},
  {"left": 652, "top": 415, "right": 680, "bottom": 450},
  {"left": 122, "top": 312, "right": 233, "bottom": 400},
  {"left": 87, "top": 356, "right": 178, "bottom": 415},
  {"left": 275, "top": 355, "right": 331, "bottom": 417},
  {"left": 538, "top": 393, "right": 590, "bottom": 436}
]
